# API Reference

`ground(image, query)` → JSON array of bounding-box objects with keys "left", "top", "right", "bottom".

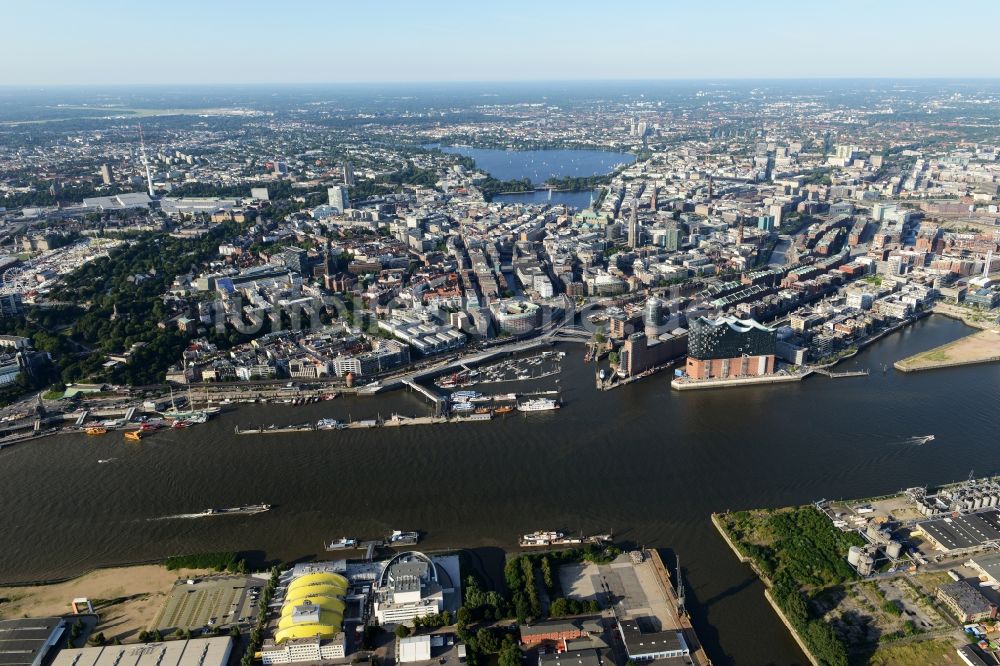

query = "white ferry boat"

[
  {"left": 388, "top": 530, "right": 420, "bottom": 545},
  {"left": 520, "top": 530, "right": 565, "bottom": 547},
  {"left": 517, "top": 398, "right": 560, "bottom": 412},
  {"left": 325, "top": 537, "right": 359, "bottom": 551}
]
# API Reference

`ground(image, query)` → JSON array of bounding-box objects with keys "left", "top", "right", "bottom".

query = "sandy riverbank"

[
  {"left": 0, "top": 565, "right": 211, "bottom": 641},
  {"left": 895, "top": 328, "right": 1000, "bottom": 372}
]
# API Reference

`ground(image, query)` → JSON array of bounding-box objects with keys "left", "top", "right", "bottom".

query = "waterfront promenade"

[{"left": 671, "top": 370, "right": 810, "bottom": 391}]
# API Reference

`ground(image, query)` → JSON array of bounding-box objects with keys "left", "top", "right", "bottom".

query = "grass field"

[{"left": 868, "top": 638, "right": 962, "bottom": 666}]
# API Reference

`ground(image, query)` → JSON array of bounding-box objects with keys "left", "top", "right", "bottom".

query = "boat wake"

[
  {"left": 149, "top": 504, "right": 270, "bottom": 521},
  {"left": 150, "top": 513, "right": 210, "bottom": 521}
]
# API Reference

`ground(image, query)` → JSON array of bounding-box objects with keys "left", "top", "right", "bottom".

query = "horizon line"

[{"left": 2, "top": 76, "right": 1000, "bottom": 89}]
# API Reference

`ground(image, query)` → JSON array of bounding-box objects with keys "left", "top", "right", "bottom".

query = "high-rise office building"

[
  {"left": 328, "top": 186, "right": 350, "bottom": 213},
  {"left": 343, "top": 162, "right": 355, "bottom": 186},
  {"left": 628, "top": 206, "right": 640, "bottom": 249},
  {"left": 281, "top": 247, "right": 311, "bottom": 275},
  {"left": 768, "top": 203, "right": 783, "bottom": 227},
  {"left": 664, "top": 225, "right": 681, "bottom": 251},
  {"left": 99, "top": 164, "right": 114, "bottom": 185}
]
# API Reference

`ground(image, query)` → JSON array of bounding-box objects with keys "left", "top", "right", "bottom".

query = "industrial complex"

[
  {"left": 0, "top": 545, "right": 712, "bottom": 666},
  {"left": 259, "top": 551, "right": 460, "bottom": 665}
]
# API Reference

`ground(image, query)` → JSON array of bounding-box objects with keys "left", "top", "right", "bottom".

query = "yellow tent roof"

[
  {"left": 280, "top": 597, "right": 346, "bottom": 617},
  {"left": 288, "top": 572, "right": 348, "bottom": 594},
  {"left": 277, "top": 610, "right": 343, "bottom": 632},
  {"left": 275, "top": 624, "right": 341, "bottom": 644},
  {"left": 284, "top": 585, "right": 346, "bottom": 606}
]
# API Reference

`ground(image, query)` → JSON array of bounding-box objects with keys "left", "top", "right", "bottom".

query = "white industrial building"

[
  {"left": 51, "top": 638, "right": 233, "bottom": 666},
  {"left": 373, "top": 552, "right": 456, "bottom": 625},
  {"left": 398, "top": 635, "right": 432, "bottom": 663},
  {"left": 260, "top": 636, "right": 345, "bottom": 664}
]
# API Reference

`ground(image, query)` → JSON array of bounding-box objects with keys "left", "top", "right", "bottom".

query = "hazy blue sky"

[{"left": 5, "top": 0, "right": 999, "bottom": 85}]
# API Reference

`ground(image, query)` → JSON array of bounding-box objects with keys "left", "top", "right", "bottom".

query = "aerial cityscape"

[{"left": 3, "top": 2, "right": 1000, "bottom": 666}]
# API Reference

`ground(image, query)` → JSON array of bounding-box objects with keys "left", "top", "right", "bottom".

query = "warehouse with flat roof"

[
  {"left": 0, "top": 618, "right": 65, "bottom": 666},
  {"left": 51, "top": 637, "right": 232, "bottom": 666},
  {"left": 538, "top": 650, "right": 602, "bottom": 666},
  {"left": 968, "top": 553, "right": 1000, "bottom": 585},
  {"left": 918, "top": 511, "right": 1000, "bottom": 552}
]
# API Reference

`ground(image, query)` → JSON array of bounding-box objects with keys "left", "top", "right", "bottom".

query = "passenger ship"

[{"left": 517, "top": 398, "right": 560, "bottom": 412}]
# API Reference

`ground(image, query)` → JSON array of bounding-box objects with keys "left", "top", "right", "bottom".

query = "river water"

[{"left": 1, "top": 315, "right": 996, "bottom": 664}]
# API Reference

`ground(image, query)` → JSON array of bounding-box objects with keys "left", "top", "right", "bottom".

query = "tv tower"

[{"left": 138, "top": 123, "right": 154, "bottom": 197}]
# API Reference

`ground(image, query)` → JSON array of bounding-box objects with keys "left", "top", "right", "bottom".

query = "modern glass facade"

[{"left": 688, "top": 316, "right": 776, "bottom": 360}]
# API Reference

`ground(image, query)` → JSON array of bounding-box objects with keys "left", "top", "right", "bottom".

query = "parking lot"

[
  {"left": 557, "top": 555, "right": 679, "bottom": 631},
  {"left": 151, "top": 574, "right": 266, "bottom": 634}
]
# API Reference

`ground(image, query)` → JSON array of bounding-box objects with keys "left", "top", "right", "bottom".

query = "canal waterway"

[{"left": 0, "top": 315, "right": 994, "bottom": 665}]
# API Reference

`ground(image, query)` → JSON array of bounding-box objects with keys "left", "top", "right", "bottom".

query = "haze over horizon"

[{"left": 7, "top": 0, "right": 1000, "bottom": 86}]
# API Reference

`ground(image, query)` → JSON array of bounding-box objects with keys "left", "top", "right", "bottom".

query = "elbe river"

[
  {"left": 2, "top": 314, "right": 997, "bottom": 665},
  {"left": 1, "top": 151, "right": 993, "bottom": 664}
]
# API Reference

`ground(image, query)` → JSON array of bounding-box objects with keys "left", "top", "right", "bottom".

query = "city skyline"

[
  {"left": 6, "top": 0, "right": 1000, "bottom": 85},
  {"left": 5, "top": 3, "right": 1000, "bottom": 662}
]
